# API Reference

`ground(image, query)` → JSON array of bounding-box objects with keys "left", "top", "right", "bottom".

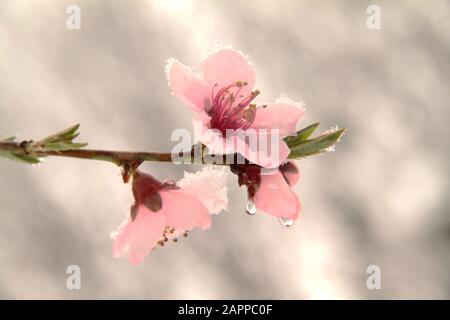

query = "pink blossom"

[
  {"left": 166, "top": 47, "right": 305, "bottom": 168},
  {"left": 231, "top": 161, "right": 301, "bottom": 220},
  {"left": 112, "top": 171, "right": 211, "bottom": 265}
]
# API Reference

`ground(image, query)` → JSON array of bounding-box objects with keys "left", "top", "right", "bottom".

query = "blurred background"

[{"left": 0, "top": 0, "right": 449, "bottom": 299}]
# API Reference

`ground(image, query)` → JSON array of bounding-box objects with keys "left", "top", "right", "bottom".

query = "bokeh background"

[{"left": 0, "top": 0, "right": 449, "bottom": 299}]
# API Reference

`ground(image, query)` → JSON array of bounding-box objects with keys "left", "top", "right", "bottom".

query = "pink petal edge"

[
  {"left": 251, "top": 101, "right": 305, "bottom": 136},
  {"left": 201, "top": 48, "right": 256, "bottom": 97},
  {"left": 253, "top": 170, "right": 301, "bottom": 220},
  {"left": 166, "top": 59, "right": 211, "bottom": 112},
  {"left": 126, "top": 205, "right": 165, "bottom": 265}
]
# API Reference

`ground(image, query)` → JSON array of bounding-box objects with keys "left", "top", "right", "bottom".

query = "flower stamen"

[{"left": 208, "top": 82, "right": 261, "bottom": 134}]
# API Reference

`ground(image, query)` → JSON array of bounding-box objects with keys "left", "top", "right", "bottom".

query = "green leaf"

[
  {"left": 11, "top": 153, "right": 41, "bottom": 164},
  {"left": 284, "top": 122, "right": 320, "bottom": 147},
  {"left": 0, "top": 151, "right": 41, "bottom": 164},
  {"left": 38, "top": 124, "right": 81, "bottom": 144},
  {"left": 0, "top": 124, "right": 87, "bottom": 165},
  {"left": 288, "top": 128, "right": 346, "bottom": 159},
  {"left": 32, "top": 124, "right": 87, "bottom": 153}
]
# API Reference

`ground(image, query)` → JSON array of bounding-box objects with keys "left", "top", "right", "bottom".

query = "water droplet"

[
  {"left": 278, "top": 217, "right": 294, "bottom": 228},
  {"left": 246, "top": 200, "right": 256, "bottom": 215}
]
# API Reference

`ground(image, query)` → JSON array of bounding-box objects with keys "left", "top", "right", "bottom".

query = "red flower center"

[{"left": 207, "top": 81, "right": 264, "bottom": 135}]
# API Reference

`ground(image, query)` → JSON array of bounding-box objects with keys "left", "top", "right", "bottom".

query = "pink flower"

[
  {"left": 166, "top": 47, "right": 305, "bottom": 168},
  {"left": 112, "top": 171, "right": 211, "bottom": 265},
  {"left": 231, "top": 161, "right": 301, "bottom": 221}
]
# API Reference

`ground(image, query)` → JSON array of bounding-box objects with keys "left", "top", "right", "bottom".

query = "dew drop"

[
  {"left": 245, "top": 200, "right": 256, "bottom": 215},
  {"left": 278, "top": 217, "right": 294, "bottom": 228}
]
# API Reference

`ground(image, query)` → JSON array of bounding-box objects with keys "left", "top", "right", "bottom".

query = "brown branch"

[{"left": 0, "top": 141, "right": 235, "bottom": 166}]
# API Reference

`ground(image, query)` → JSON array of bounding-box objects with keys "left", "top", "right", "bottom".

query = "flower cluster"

[{"left": 111, "top": 47, "right": 342, "bottom": 265}]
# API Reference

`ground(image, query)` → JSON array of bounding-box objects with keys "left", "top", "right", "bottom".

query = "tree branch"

[
  {"left": 0, "top": 141, "right": 229, "bottom": 166},
  {"left": 0, "top": 141, "right": 188, "bottom": 165}
]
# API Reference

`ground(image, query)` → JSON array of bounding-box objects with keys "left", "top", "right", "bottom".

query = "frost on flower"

[
  {"left": 322, "top": 125, "right": 341, "bottom": 152},
  {"left": 177, "top": 166, "right": 228, "bottom": 215},
  {"left": 166, "top": 47, "right": 306, "bottom": 168},
  {"left": 111, "top": 170, "right": 212, "bottom": 265}
]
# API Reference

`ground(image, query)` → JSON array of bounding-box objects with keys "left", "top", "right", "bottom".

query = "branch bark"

[{"left": 0, "top": 141, "right": 231, "bottom": 166}]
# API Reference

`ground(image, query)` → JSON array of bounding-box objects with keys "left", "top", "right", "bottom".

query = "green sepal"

[
  {"left": 284, "top": 122, "right": 320, "bottom": 147},
  {"left": 288, "top": 127, "right": 346, "bottom": 159}
]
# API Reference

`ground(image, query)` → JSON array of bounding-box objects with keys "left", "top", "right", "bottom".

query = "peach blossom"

[
  {"left": 232, "top": 161, "right": 301, "bottom": 221},
  {"left": 112, "top": 171, "right": 211, "bottom": 265},
  {"left": 167, "top": 47, "right": 305, "bottom": 168}
]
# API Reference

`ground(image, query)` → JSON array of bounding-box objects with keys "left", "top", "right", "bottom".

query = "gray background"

[{"left": 0, "top": 0, "right": 449, "bottom": 299}]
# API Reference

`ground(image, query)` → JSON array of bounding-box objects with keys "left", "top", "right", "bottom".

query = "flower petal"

[
  {"left": 166, "top": 59, "right": 211, "bottom": 112},
  {"left": 127, "top": 205, "right": 165, "bottom": 265},
  {"left": 251, "top": 99, "right": 305, "bottom": 136},
  {"left": 194, "top": 112, "right": 290, "bottom": 168},
  {"left": 253, "top": 170, "right": 301, "bottom": 220},
  {"left": 111, "top": 219, "right": 132, "bottom": 259},
  {"left": 234, "top": 130, "right": 291, "bottom": 168},
  {"left": 160, "top": 189, "right": 212, "bottom": 231},
  {"left": 201, "top": 48, "right": 255, "bottom": 96},
  {"left": 193, "top": 111, "right": 238, "bottom": 155}
]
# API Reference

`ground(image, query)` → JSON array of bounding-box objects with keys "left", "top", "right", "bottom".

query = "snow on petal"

[
  {"left": 177, "top": 166, "right": 229, "bottom": 214},
  {"left": 111, "top": 219, "right": 132, "bottom": 259},
  {"left": 166, "top": 59, "right": 211, "bottom": 112},
  {"left": 160, "top": 189, "right": 212, "bottom": 231}
]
